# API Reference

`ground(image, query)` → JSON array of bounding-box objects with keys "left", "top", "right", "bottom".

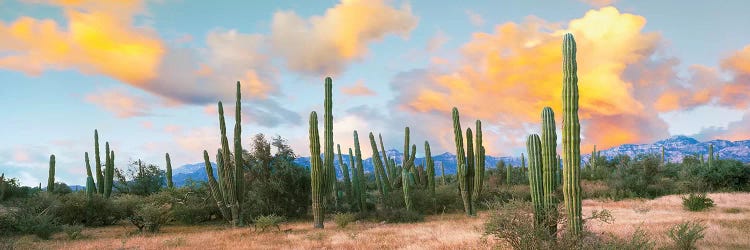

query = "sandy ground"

[{"left": 4, "top": 192, "right": 750, "bottom": 250}]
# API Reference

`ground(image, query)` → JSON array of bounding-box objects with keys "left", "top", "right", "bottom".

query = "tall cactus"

[
  {"left": 541, "top": 107, "right": 558, "bottom": 234},
  {"left": 94, "top": 130, "right": 103, "bottom": 194},
  {"left": 473, "top": 120, "right": 485, "bottom": 202},
  {"left": 562, "top": 33, "right": 582, "bottom": 235},
  {"left": 526, "top": 134, "right": 544, "bottom": 226},
  {"left": 84, "top": 152, "right": 94, "bottom": 199},
  {"left": 378, "top": 134, "right": 393, "bottom": 183},
  {"left": 0, "top": 173, "right": 6, "bottom": 201},
  {"left": 204, "top": 150, "right": 230, "bottom": 221},
  {"left": 202, "top": 81, "right": 245, "bottom": 227},
  {"left": 402, "top": 161, "right": 413, "bottom": 211},
  {"left": 323, "top": 77, "right": 336, "bottom": 207},
  {"left": 353, "top": 130, "right": 367, "bottom": 212},
  {"left": 506, "top": 162, "right": 512, "bottom": 185},
  {"left": 708, "top": 144, "right": 714, "bottom": 169},
  {"left": 104, "top": 148, "right": 114, "bottom": 199},
  {"left": 309, "top": 111, "right": 325, "bottom": 228},
  {"left": 369, "top": 132, "right": 390, "bottom": 196},
  {"left": 166, "top": 153, "right": 173, "bottom": 189},
  {"left": 47, "top": 154, "right": 55, "bottom": 193},
  {"left": 425, "top": 141, "right": 435, "bottom": 194},
  {"left": 465, "top": 128, "right": 476, "bottom": 215},
  {"left": 337, "top": 144, "right": 353, "bottom": 205},
  {"left": 452, "top": 107, "right": 474, "bottom": 216},
  {"left": 440, "top": 162, "right": 446, "bottom": 185},
  {"left": 661, "top": 146, "right": 665, "bottom": 164},
  {"left": 348, "top": 148, "right": 360, "bottom": 209}
]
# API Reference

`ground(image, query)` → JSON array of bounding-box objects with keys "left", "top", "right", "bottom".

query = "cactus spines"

[
  {"left": 309, "top": 111, "right": 325, "bottom": 228},
  {"left": 337, "top": 144, "right": 353, "bottom": 204},
  {"left": 452, "top": 107, "right": 474, "bottom": 216},
  {"left": 47, "top": 154, "right": 55, "bottom": 193},
  {"left": 94, "top": 130, "right": 103, "bottom": 194},
  {"left": 166, "top": 153, "right": 173, "bottom": 189},
  {"left": 526, "top": 134, "right": 545, "bottom": 226},
  {"left": 323, "top": 77, "right": 336, "bottom": 206},
  {"left": 202, "top": 81, "right": 245, "bottom": 227},
  {"left": 541, "top": 107, "right": 558, "bottom": 234},
  {"left": 473, "top": 120, "right": 485, "bottom": 201},
  {"left": 369, "top": 132, "right": 390, "bottom": 196},
  {"left": 353, "top": 130, "right": 367, "bottom": 212},
  {"left": 562, "top": 33, "right": 582, "bottom": 235},
  {"left": 425, "top": 141, "right": 435, "bottom": 194}
]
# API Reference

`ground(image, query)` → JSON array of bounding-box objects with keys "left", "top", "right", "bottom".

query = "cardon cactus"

[
  {"left": 562, "top": 33, "right": 582, "bottom": 235},
  {"left": 104, "top": 146, "right": 114, "bottom": 199},
  {"left": 323, "top": 77, "right": 337, "bottom": 207},
  {"left": 84, "top": 152, "right": 94, "bottom": 199},
  {"left": 708, "top": 144, "right": 714, "bottom": 169},
  {"left": 506, "top": 161, "right": 512, "bottom": 185},
  {"left": 369, "top": 132, "right": 390, "bottom": 196},
  {"left": 202, "top": 81, "right": 245, "bottom": 227},
  {"left": 425, "top": 141, "right": 435, "bottom": 194},
  {"left": 309, "top": 111, "right": 325, "bottom": 228},
  {"left": 0, "top": 173, "right": 6, "bottom": 201},
  {"left": 337, "top": 145, "right": 353, "bottom": 205},
  {"left": 95, "top": 130, "right": 103, "bottom": 194},
  {"left": 541, "top": 107, "right": 558, "bottom": 234},
  {"left": 353, "top": 130, "right": 367, "bottom": 212},
  {"left": 661, "top": 146, "right": 665, "bottom": 164},
  {"left": 452, "top": 107, "right": 474, "bottom": 216},
  {"left": 378, "top": 134, "right": 394, "bottom": 183},
  {"left": 473, "top": 120, "right": 485, "bottom": 203},
  {"left": 348, "top": 148, "right": 360, "bottom": 209},
  {"left": 402, "top": 143, "right": 417, "bottom": 211},
  {"left": 465, "top": 128, "right": 476, "bottom": 215},
  {"left": 47, "top": 154, "right": 55, "bottom": 193},
  {"left": 526, "top": 134, "right": 545, "bottom": 226},
  {"left": 166, "top": 153, "right": 173, "bottom": 189}
]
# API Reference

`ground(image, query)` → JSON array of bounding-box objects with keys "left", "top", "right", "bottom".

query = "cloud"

[
  {"left": 269, "top": 0, "right": 418, "bottom": 76},
  {"left": 695, "top": 111, "right": 750, "bottom": 141},
  {"left": 426, "top": 30, "right": 449, "bottom": 52},
  {"left": 391, "top": 7, "right": 673, "bottom": 151},
  {"left": 466, "top": 10, "right": 484, "bottom": 27},
  {"left": 0, "top": 0, "right": 163, "bottom": 83},
  {"left": 579, "top": 0, "right": 618, "bottom": 7},
  {"left": 341, "top": 80, "right": 377, "bottom": 96},
  {"left": 84, "top": 88, "right": 152, "bottom": 118}
]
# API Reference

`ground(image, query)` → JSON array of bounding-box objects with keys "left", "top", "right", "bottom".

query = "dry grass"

[{"left": 5, "top": 192, "right": 749, "bottom": 249}]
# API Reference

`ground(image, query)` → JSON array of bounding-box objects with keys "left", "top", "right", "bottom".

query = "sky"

[{"left": 1, "top": 0, "right": 750, "bottom": 186}]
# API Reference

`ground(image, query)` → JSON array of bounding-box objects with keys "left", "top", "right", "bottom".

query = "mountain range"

[{"left": 172, "top": 136, "right": 750, "bottom": 187}]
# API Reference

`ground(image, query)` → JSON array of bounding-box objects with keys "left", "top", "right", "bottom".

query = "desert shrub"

[
  {"left": 254, "top": 214, "right": 285, "bottom": 231},
  {"left": 15, "top": 211, "right": 60, "bottom": 239},
  {"left": 483, "top": 199, "right": 554, "bottom": 249},
  {"left": 681, "top": 193, "right": 714, "bottom": 212},
  {"left": 114, "top": 160, "right": 165, "bottom": 196},
  {"left": 333, "top": 212, "right": 356, "bottom": 228},
  {"left": 131, "top": 202, "right": 172, "bottom": 233},
  {"left": 667, "top": 220, "right": 707, "bottom": 250},
  {"left": 702, "top": 160, "right": 750, "bottom": 191},
  {"left": 168, "top": 186, "right": 218, "bottom": 224},
  {"left": 112, "top": 194, "right": 143, "bottom": 219},
  {"left": 0, "top": 207, "right": 18, "bottom": 236},
  {"left": 56, "top": 192, "right": 119, "bottom": 226},
  {"left": 62, "top": 224, "right": 84, "bottom": 240},
  {"left": 595, "top": 227, "right": 655, "bottom": 250}
]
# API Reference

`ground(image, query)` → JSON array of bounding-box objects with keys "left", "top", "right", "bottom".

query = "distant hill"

[{"left": 171, "top": 136, "right": 750, "bottom": 187}]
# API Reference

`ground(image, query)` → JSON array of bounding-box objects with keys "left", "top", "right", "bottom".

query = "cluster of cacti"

[
  {"left": 353, "top": 130, "right": 367, "bottom": 212},
  {"left": 379, "top": 134, "right": 398, "bottom": 187},
  {"left": 561, "top": 33, "right": 583, "bottom": 235},
  {"left": 336, "top": 145, "right": 353, "bottom": 206},
  {"left": 47, "top": 154, "right": 55, "bottom": 192},
  {"left": 166, "top": 153, "right": 173, "bottom": 189},
  {"left": 85, "top": 130, "right": 115, "bottom": 199},
  {"left": 203, "top": 81, "right": 245, "bottom": 227},
  {"left": 401, "top": 127, "right": 417, "bottom": 211},
  {"left": 452, "top": 108, "right": 483, "bottom": 216},
  {"left": 369, "top": 132, "right": 390, "bottom": 197}
]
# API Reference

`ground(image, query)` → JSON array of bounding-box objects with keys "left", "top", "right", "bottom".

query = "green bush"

[
  {"left": 167, "top": 187, "right": 218, "bottom": 224},
  {"left": 62, "top": 224, "right": 84, "bottom": 240},
  {"left": 132, "top": 202, "right": 172, "bottom": 233},
  {"left": 15, "top": 211, "right": 60, "bottom": 239},
  {"left": 57, "top": 192, "right": 119, "bottom": 226},
  {"left": 0, "top": 207, "right": 18, "bottom": 236},
  {"left": 333, "top": 212, "right": 356, "bottom": 228},
  {"left": 681, "top": 193, "right": 714, "bottom": 212},
  {"left": 483, "top": 199, "right": 553, "bottom": 250},
  {"left": 667, "top": 220, "right": 707, "bottom": 250},
  {"left": 254, "top": 214, "right": 286, "bottom": 231}
]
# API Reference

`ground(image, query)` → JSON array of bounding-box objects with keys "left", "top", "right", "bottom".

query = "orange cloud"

[
  {"left": 0, "top": 0, "right": 164, "bottom": 84},
  {"left": 341, "top": 80, "right": 377, "bottom": 96},
  {"left": 394, "top": 7, "right": 670, "bottom": 150},
  {"left": 270, "top": 0, "right": 418, "bottom": 75},
  {"left": 84, "top": 89, "right": 151, "bottom": 118}
]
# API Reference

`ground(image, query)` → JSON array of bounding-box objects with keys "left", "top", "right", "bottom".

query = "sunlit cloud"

[{"left": 341, "top": 80, "right": 377, "bottom": 96}]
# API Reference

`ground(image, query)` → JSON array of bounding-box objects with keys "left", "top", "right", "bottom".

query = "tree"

[{"left": 114, "top": 160, "right": 165, "bottom": 196}]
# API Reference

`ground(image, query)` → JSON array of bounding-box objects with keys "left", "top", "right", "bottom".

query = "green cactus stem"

[
  {"left": 452, "top": 107, "right": 474, "bottom": 216},
  {"left": 337, "top": 144, "right": 353, "bottom": 205},
  {"left": 323, "top": 77, "right": 336, "bottom": 208},
  {"left": 203, "top": 150, "right": 230, "bottom": 222},
  {"left": 708, "top": 144, "right": 714, "bottom": 169},
  {"left": 353, "top": 130, "right": 367, "bottom": 212},
  {"left": 473, "top": 120, "right": 485, "bottom": 202},
  {"left": 541, "top": 107, "right": 558, "bottom": 234},
  {"left": 95, "top": 130, "right": 103, "bottom": 194},
  {"left": 166, "top": 153, "right": 173, "bottom": 189},
  {"left": 562, "top": 33, "right": 582, "bottom": 235},
  {"left": 369, "top": 132, "right": 390, "bottom": 196},
  {"left": 425, "top": 141, "right": 435, "bottom": 194},
  {"left": 526, "top": 134, "right": 545, "bottom": 226},
  {"left": 465, "top": 128, "right": 476, "bottom": 215},
  {"left": 348, "top": 148, "right": 359, "bottom": 209},
  {"left": 47, "top": 154, "right": 55, "bottom": 193},
  {"left": 309, "top": 111, "right": 325, "bottom": 228}
]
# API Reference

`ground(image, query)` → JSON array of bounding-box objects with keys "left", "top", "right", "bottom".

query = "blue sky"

[{"left": 1, "top": 0, "right": 749, "bottom": 186}]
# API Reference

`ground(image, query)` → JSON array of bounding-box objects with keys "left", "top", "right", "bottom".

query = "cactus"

[
  {"left": 348, "top": 148, "right": 360, "bottom": 209},
  {"left": 353, "top": 130, "right": 367, "bottom": 212},
  {"left": 541, "top": 107, "right": 558, "bottom": 234},
  {"left": 506, "top": 161, "right": 512, "bottom": 185},
  {"left": 204, "top": 150, "right": 230, "bottom": 220},
  {"left": 425, "top": 141, "right": 435, "bottom": 194},
  {"left": 557, "top": 155, "right": 562, "bottom": 188},
  {"left": 94, "top": 130, "right": 103, "bottom": 194},
  {"left": 323, "top": 77, "right": 337, "bottom": 208},
  {"left": 0, "top": 173, "right": 6, "bottom": 201},
  {"left": 473, "top": 120, "right": 485, "bottom": 202},
  {"left": 402, "top": 162, "right": 413, "bottom": 211},
  {"left": 166, "top": 153, "right": 173, "bottom": 189},
  {"left": 369, "top": 132, "right": 390, "bottom": 196},
  {"left": 440, "top": 162, "right": 446, "bottom": 185},
  {"left": 104, "top": 146, "right": 114, "bottom": 199},
  {"left": 309, "top": 111, "right": 325, "bottom": 228},
  {"left": 465, "top": 128, "right": 476, "bottom": 215},
  {"left": 47, "top": 154, "right": 55, "bottom": 193},
  {"left": 520, "top": 153, "right": 526, "bottom": 175},
  {"left": 708, "top": 144, "right": 714, "bottom": 169},
  {"left": 84, "top": 152, "right": 94, "bottom": 199},
  {"left": 452, "top": 108, "right": 474, "bottom": 215},
  {"left": 526, "top": 134, "right": 545, "bottom": 226},
  {"left": 378, "top": 134, "right": 394, "bottom": 183},
  {"left": 202, "top": 81, "right": 245, "bottom": 227},
  {"left": 337, "top": 144, "right": 353, "bottom": 205},
  {"left": 562, "top": 33, "right": 582, "bottom": 235},
  {"left": 661, "top": 146, "right": 665, "bottom": 164}
]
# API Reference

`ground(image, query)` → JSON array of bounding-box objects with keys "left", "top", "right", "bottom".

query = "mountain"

[{"left": 172, "top": 136, "right": 750, "bottom": 187}]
